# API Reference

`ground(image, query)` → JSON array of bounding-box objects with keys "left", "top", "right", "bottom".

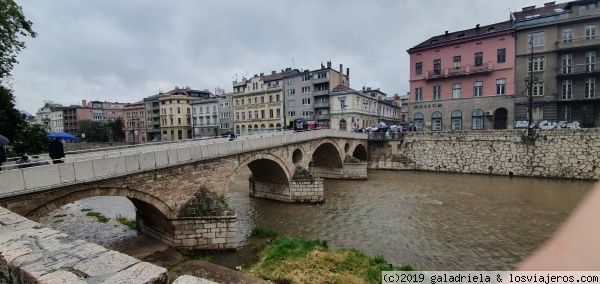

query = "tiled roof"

[
  {"left": 409, "top": 20, "right": 513, "bottom": 51},
  {"left": 262, "top": 69, "right": 300, "bottom": 81},
  {"left": 332, "top": 84, "right": 352, "bottom": 92},
  {"left": 512, "top": 2, "right": 569, "bottom": 21}
]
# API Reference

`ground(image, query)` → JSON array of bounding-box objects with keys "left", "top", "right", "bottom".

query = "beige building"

[
  {"left": 232, "top": 69, "right": 300, "bottom": 135},
  {"left": 513, "top": 1, "right": 600, "bottom": 128},
  {"left": 329, "top": 85, "right": 400, "bottom": 131},
  {"left": 158, "top": 87, "right": 212, "bottom": 141}
]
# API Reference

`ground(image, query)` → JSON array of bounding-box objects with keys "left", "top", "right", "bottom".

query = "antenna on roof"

[{"left": 291, "top": 58, "right": 296, "bottom": 67}]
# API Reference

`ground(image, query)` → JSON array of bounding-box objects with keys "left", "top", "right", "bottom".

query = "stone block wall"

[
  {"left": 0, "top": 206, "right": 168, "bottom": 283},
  {"left": 289, "top": 179, "right": 324, "bottom": 202},
  {"left": 310, "top": 163, "right": 367, "bottom": 180},
  {"left": 371, "top": 129, "right": 600, "bottom": 180},
  {"left": 172, "top": 216, "right": 237, "bottom": 250}
]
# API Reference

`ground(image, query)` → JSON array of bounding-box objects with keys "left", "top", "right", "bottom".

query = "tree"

[
  {"left": 12, "top": 123, "right": 48, "bottom": 155},
  {"left": 0, "top": 85, "right": 25, "bottom": 141},
  {"left": 0, "top": 0, "right": 37, "bottom": 81},
  {"left": 107, "top": 118, "right": 125, "bottom": 142},
  {"left": 78, "top": 119, "right": 109, "bottom": 142}
]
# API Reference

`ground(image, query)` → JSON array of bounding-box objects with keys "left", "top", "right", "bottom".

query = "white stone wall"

[
  {"left": 172, "top": 216, "right": 236, "bottom": 250},
  {"left": 393, "top": 129, "right": 600, "bottom": 179}
]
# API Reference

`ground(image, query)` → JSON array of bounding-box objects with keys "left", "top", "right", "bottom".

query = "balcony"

[
  {"left": 425, "top": 62, "right": 494, "bottom": 81},
  {"left": 556, "top": 37, "right": 600, "bottom": 51},
  {"left": 557, "top": 62, "right": 600, "bottom": 77},
  {"left": 313, "top": 101, "right": 330, "bottom": 109},
  {"left": 312, "top": 76, "right": 328, "bottom": 84},
  {"left": 314, "top": 114, "right": 329, "bottom": 120},
  {"left": 312, "top": 89, "right": 329, "bottom": 97}
]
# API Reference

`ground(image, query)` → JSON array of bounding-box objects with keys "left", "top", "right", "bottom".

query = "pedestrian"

[
  {"left": 18, "top": 155, "right": 31, "bottom": 169},
  {"left": 0, "top": 146, "right": 6, "bottom": 171},
  {"left": 49, "top": 138, "right": 65, "bottom": 164}
]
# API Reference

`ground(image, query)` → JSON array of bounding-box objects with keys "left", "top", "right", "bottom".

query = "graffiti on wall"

[{"left": 514, "top": 120, "right": 580, "bottom": 129}]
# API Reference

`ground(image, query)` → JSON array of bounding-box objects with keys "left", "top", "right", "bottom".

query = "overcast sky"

[{"left": 11, "top": 0, "right": 553, "bottom": 115}]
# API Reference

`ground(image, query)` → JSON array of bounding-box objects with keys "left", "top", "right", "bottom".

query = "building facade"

[
  {"left": 329, "top": 85, "right": 400, "bottom": 131},
  {"left": 62, "top": 101, "right": 92, "bottom": 136},
  {"left": 232, "top": 69, "right": 300, "bottom": 135},
  {"left": 190, "top": 96, "right": 219, "bottom": 138},
  {"left": 217, "top": 93, "right": 233, "bottom": 135},
  {"left": 158, "top": 87, "right": 212, "bottom": 141},
  {"left": 36, "top": 102, "right": 64, "bottom": 133},
  {"left": 407, "top": 21, "right": 516, "bottom": 131},
  {"left": 284, "top": 62, "right": 350, "bottom": 129},
  {"left": 513, "top": 0, "right": 600, "bottom": 129},
  {"left": 144, "top": 94, "right": 162, "bottom": 141},
  {"left": 124, "top": 101, "right": 146, "bottom": 143}
]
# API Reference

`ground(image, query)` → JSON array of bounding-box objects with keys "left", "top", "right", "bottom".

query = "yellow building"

[
  {"left": 158, "top": 87, "right": 212, "bottom": 140},
  {"left": 232, "top": 69, "right": 300, "bottom": 135}
]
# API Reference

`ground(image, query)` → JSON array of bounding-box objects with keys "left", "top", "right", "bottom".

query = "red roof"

[
  {"left": 332, "top": 84, "right": 351, "bottom": 92},
  {"left": 409, "top": 21, "right": 513, "bottom": 51}
]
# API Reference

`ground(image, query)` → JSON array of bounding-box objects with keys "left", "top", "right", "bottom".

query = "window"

[
  {"left": 316, "top": 72, "right": 327, "bottom": 79},
  {"left": 474, "top": 52, "right": 483, "bottom": 66},
  {"left": 433, "top": 85, "right": 441, "bottom": 100},
  {"left": 414, "top": 113, "right": 424, "bottom": 131},
  {"left": 586, "top": 24, "right": 597, "bottom": 40},
  {"left": 261, "top": 96, "right": 265, "bottom": 103},
  {"left": 255, "top": 110, "right": 259, "bottom": 118},
  {"left": 302, "top": 110, "right": 313, "bottom": 117},
  {"left": 561, "top": 106, "right": 572, "bottom": 120},
  {"left": 497, "top": 49, "right": 506, "bottom": 63},
  {"left": 288, "top": 78, "right": 294, "bottom": 85},
  {"left": 288, "top": 111, "right": 296, "bottom": 117},
  {"left": 472, "top": 110, "right": 484, "bottom": 130},
  {"left": 528, "top": 56, "right": 545, "bottom": 72},
  {"left": 474, "top": 81, "right": 483, "bottom": 97},
  {"left": 586, "top": 51, "right": 596, "bottom": 72},
  {"left": 316, "top": 84, "right": 328, "bottom": 91},
  {"left": 177, "top": 118, "right": 181, "bottom": 125},
  {"left": 562, "top": 54, "right": 572, "bottom": 74},
  {"left": 562, "top": 80, "right": 573, "bottom": 100},
  {"left": 496, "top": 79, "right": 506, "bottom": 95},
  {"left": 302, "top": 98, "right": 311, "bottom": 105},
  {"left": 288, "top": 100, "right": 295, "bottom": 107},
  {"left": 269, "top": 95, "right": 273, "bottom": 102},
  {"left": 248, "top": 111, "right": 252, "bottom": 119},
  {"left": 453, "top": 56, "right": 461, "bottom": 69},
  {"left": 415, "top": 62, "right": 422, "bottom": 75},
  {"left": 302, "top": 86, "right": 310, "bottom": 93},
  {"left": 585, "top": 78, "right": 596, "bottom": 98},
  {"left": 528, "top": 31, "right": 545, "bottom": 47},
  {"left": 452, "top": 83, "right": 461, "bottom": 99},
  {"left": 531, "top": 107, "right": 543, "bottom": 121},
  {"left": 221, "top": 112, "right": 230, "bottom": 118},
  {"left": 532, "top": 82, "right": 544, "bottom": 96},
  {"left": 433, "top": 59, "right": 441, "bottom": 75},
  {"left": 276, "top": 94, "right": 280, "bottom": 101},
  {"left": 451, "top": 110, "right": 462, "bottom": 130},
  {"left": 431, "top": 112, "right": 442, "bottom": 131},
  {"left": 276, "top": 109, "right": 281, "bottom": 118},
  {"left": 562, "top": 28, "right": 573, "bottom": 43},
  {"left": 415, "top": 87, "right": 423, "bottom": 102},
  {"left": 302, "top": 74, "right": 310, "bottom": 81}
]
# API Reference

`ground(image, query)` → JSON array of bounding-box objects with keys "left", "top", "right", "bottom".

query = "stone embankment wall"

[
  {"left": 0, "top": 206, "right": 168, "bottom": 283},
  {"left": 250, "top": 179, "right": 324, "bottom": 203},
  {"left": 310, "top": 163, "right": 368, "bottom": 180},
  {"left": 172, "top": 217, "right": 236, "bottom": 250},
  {"left": 370, "top": 129, "right": 600, "bottom": 180}
]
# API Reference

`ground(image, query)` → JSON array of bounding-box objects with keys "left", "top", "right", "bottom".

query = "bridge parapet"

[{"left": 0, "top": 130, "right": 366, "bottom": 197}]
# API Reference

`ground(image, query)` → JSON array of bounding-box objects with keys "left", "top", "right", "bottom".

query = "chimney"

[
  {"left": 544, "top": 2, "right": 555, "bottom": 7},
  {"left": 82, "top": 100, "right": 87, "bottom": 107},
  {"left": 339, "top": 64, "right": 343, "bottom": 74},
  {"left": 327, "top": 61, "right": 331, "bottom": 69},
  {"left": 476, "top": 24, "right": 480, "bottom": 29},
  {"left": 522, "top": 5, "right": 536, "bottom": 11},
  {"left": 272, "top": 70, "right": 276, "bottom": 75},
  {"left": 260, "top": 72, "right": 264, "bottom": 76},
  {"left": 346, "top": 67, "right": 350, "bottom": 77},
  {"left": 445, "top": 31, "right": 449, "bottom": 35}
]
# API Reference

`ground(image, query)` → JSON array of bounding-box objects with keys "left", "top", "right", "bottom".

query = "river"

[{"left": 39, "top": 170, "right": 594, "bottom": 271}]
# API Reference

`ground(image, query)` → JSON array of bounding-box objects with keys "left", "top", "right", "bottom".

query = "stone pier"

[
  {"left": 250, "top": 179, "right": 324, "bottom": 203},
  {"left": 310, "top": 162, "right": 368, "bottom": 180}
]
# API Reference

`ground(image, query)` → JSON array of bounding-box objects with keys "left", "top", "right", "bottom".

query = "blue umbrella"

[{"left": 47, "top": 132, "right": 78, "bottom": 141}]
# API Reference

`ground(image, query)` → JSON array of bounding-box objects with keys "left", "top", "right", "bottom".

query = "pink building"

[{"left": 407, "top": 21, "right": 516, "bottom": 131}]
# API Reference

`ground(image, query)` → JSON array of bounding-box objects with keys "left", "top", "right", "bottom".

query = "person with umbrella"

[
  {"left": 49, "top": 138, "right": 65, "bottom": 164},
  {"left": 0, "top": 135, "right": 9, "bottom": 171}
]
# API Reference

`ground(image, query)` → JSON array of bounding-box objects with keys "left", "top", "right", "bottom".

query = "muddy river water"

[{"left": 41, "top": 170, "right": 595, "bottom": 271}]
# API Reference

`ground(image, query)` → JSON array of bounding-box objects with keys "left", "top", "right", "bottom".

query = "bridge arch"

[
  {"left": 224, "top": 152, "right": 293, "bottom": 194},
  {"left": 25, "top": 187, "right": 175, "bottom": 221},
  {"left": 352, "top": 142, "right": 369, "bottom": 161},
  {"left": 311, "top": 139, "right": 345, "bottom": 168}
]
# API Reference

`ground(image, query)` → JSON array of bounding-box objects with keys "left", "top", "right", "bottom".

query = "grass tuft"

[
  {"left": 85, "top": 211, "right": 109, "bottom": 223},
  {"left": 116, "top": 215, "right": 136, "bottom": 230},
  {"left": 250, "top": 226, "right": 279, "bottom": 238}
]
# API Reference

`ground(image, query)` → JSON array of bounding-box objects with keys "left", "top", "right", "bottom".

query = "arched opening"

[
  {"left": 432, "top": 111, "right": 442, "bottom": 131},
  {"left": 414, "top": 112, "right": 424, "bottom": 131},
  {"left": 451, "top": 110, "right": 462, "bottom": 130},
  {"left": 292, "top": 149, "right": 303, "bottom": 164},
  {"left": 494, "top": 108, "right": 508, "bottom": 129},
  {"left": 312, "top": 143, "right": 343, "bottom": 168},
  {"left": 472, "top": 109, "right": 484, "bottom": 130},
  {"left": 339, "top": 119, "right": 347, "bottom": 131},
  {"left": 352, "top": 144, "right": 368, "bottom": 161}
]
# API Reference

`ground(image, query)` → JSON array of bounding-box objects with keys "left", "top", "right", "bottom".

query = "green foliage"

[
  {"left": 107, "top": 117, "right": 125, "bottom": 142},
  {"left": 78, "top": 120, "right": 109, "bottom": 142},
  {"left": 12, "top": 123, "right": 49, "bottom": 155},
  {"left": 292, "top": 167, "right": 315, "bottom": 182},
  {"left": 193, "top": 252, "right": 217, "bottom": 263},
  {"left": 177, "top": 186, "right": 234, "bottom": 217},
  {"left": 250, "top": 226, "right": 279, "bottom": 238},
  {"left": 0, "top": 86, "right": 25, "bottom": 141},
  {"left": 116, "top": 215, "right": 136, "bottom": 230},
  {"left": 85, "top": 211, "right": 109, "bottom": 223},
  {"left": 0, "top": 0, "right": 37, "bottom": 81},
  {"left": 173, "top": 247, "right": 192, "bottom": 257},
  {"left": 258, "top": 237, "right": 329, "bottom": 268},
  {"left": 344, "top": 154, "right": 361, "bottom": 163},
  {"left": 80, "top": 208, "right": 93, "bottom": 212}
]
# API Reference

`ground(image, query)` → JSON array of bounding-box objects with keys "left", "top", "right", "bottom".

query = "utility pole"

[{"left": 528, "top": 39, "right": 534, "bottom": 137}]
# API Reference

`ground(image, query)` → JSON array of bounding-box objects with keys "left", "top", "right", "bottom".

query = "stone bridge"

[{"left": 0, "top": 131, "right": 368, "bottom": 250}]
